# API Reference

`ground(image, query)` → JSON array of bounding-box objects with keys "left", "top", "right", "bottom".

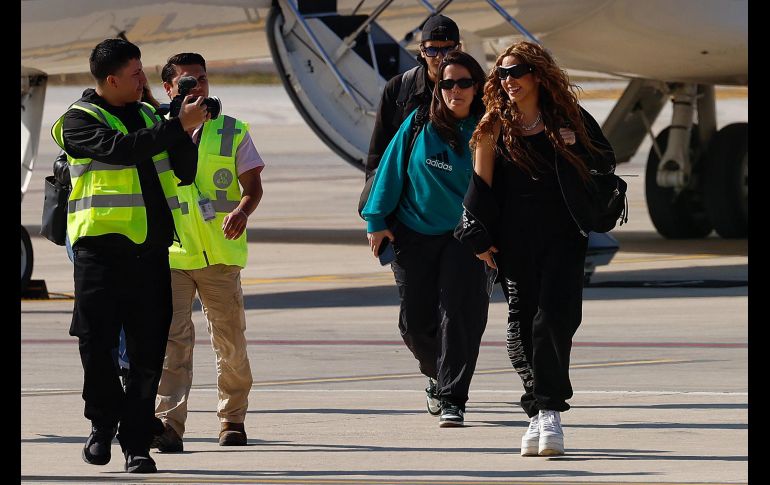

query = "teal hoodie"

[{"left": 363, "top": 109, "right": 478, "bottom": 235}]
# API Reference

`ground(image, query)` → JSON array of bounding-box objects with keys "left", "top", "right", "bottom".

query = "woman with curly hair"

[
  {"left": 455, "top": 41, "right": 616, "bottom": 455},
  {"left": 362, "top": 50, "right": 490, "bottom": 428}
]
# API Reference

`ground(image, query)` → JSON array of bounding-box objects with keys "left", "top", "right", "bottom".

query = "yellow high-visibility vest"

[
  {"left": 51, "top": 101, "right": 184, "bottom": 246},
  {"left": 168, "top": 115, "right": 248, "bottom": 269}
]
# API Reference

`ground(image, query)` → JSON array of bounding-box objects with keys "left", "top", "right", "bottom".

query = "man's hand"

[
  {"left": 178, "top": 95, "right": 209, "bottom": 131},
  {"left": 367, "top": 229, "right": 395, "bottom": 258},
  {"left": 222, "top": 208, "right": 248, "bottom": 240}
]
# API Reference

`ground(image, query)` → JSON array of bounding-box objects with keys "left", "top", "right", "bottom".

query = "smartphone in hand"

[{"left": 377, "top": 237, "right": 396, "bottom": 266}]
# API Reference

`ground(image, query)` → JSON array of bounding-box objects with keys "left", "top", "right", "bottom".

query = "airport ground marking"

[
  {"left": 20, "top": 338, "right": 747, "bottom": 349},
  {"left": 20, "top": 360, "right": 691, "bottom": 397},
  {"left": 241, "top": 359, "right": 693, "bottom": 388},
  {"left": 18, "top": 476, "right": 745, "bottom": 484}
]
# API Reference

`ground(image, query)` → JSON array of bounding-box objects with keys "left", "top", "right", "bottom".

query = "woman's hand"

[
  {"left": 559, "top": 128, "right": 576, "bottom": 145},
  {"left": 476, "top": 246, "right": 499, "bottom": 269},
  {"left": 367, "top": 229, "right": 395, "bottom": 257}
]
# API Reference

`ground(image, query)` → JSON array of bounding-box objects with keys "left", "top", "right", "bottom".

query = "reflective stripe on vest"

[{"left": 168, "top": 115, "right": 249, "bottom": 270}]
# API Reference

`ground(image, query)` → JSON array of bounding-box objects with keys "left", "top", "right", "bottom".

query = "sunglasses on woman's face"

[
  {"left": 497, "top": 64, "right": 534, "bottom": 80},
  {"left": 421, "top": 44, "right": 458, "bottom": 57},
  {"left": 438, "top": 78, "right": 475, "bottom": 90}
]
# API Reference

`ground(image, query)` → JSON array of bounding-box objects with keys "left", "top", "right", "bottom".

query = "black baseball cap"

[{"left": 421, "top": 14, "right": 459, "bottom": 43}]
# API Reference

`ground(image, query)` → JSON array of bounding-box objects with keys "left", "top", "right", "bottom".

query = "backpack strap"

[
  {"left": 400, "top": 104, "right": 430, "bottom": 193},
  {"left": 406, "top": 103, "right": 429, "bottom": 160},
  {"left": 396, "top": 66, "right": 420, "bottom": 108}
]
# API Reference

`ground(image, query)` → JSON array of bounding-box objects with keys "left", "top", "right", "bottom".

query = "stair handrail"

[
  {"left": 335, "top": 0, "right": 395, "bottom": 63},
  {"left": 281, "top": 0, "right": 370, "bottom": 111},
  {"left": 400, "top": 0, "right": 454, "bottom": 46},
  {"left": 485, "top": 0, "right": 541, "bottom": 44}
]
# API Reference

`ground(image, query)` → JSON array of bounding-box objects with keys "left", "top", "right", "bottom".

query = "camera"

[{"left": 157, "top": 76, "right": 221, "bottom": 119}]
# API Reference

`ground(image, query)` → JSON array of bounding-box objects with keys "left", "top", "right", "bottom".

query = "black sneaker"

[
  {"left": 124, "top": 449, "right": 157, "bottom": 473},
  {"left": 439, "top": 402, "right": 464, "bottom": 428},
  {"left": 82, "top": 425, "right": 116, "bottom": 465},
  {"left": 150, "top": 424, "right": 183, "bottom": 453},
  {"left": 425, "top": 378, "right": 441, "bottom": 416}
]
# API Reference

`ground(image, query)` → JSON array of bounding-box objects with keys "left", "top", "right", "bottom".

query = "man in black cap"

[
  {"left": 363, "top": 14, "right": 460, "bottom": 180},
  {"left": 360, "top": 14, "right": 461, "bottom": 419}
]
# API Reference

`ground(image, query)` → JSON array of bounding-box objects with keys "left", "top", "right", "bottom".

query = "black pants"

[
  {"left": 498, "top": 196, "right": 588, "bottom": 418},
  {"left": 71, "top": 245, "right": 172, "bottom": 451},
  {"left": 390, "top": 222, "right": 490, "bottom": 410}
]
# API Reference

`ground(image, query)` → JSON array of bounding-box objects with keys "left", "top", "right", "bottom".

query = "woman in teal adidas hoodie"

[{"left": 362, "top": 51, "right": 490, "bottom": 428}]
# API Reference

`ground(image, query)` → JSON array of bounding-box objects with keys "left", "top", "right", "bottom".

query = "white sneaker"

[
  {"left": 520, "top": 414, "right": 539, "bottom": 456},
  {"left": 538, "top": 410, "right": 565, "bottom": 456}
]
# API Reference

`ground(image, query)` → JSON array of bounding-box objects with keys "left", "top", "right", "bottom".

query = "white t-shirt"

[{"left": 191, "top": 123, "right": 265, "bottom": 176}]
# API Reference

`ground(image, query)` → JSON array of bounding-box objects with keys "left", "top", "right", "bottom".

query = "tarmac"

[{"left": 20, "top": 85, "right": 748, "bottom": 484}]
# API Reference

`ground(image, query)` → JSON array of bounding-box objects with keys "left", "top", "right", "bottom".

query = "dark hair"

[
  {"left": 89, "top": 38, "right": 141, "bottom": 83},
  {"left": 430, "top": 51, "right": 486, "bottom": 153},
  {"left": 141, "top": 85, "right": 160, "bottom": 108},
  {"left": 161, "top": 52, "right": 207, "bottom": 83}
]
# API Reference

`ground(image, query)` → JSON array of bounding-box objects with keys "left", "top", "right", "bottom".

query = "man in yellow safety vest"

[
  {"left": 52, "top": 38, "right": 208, "bottom": 473},
  {"left": 151, "top": 53, "right": 264, "bottom": 453}
]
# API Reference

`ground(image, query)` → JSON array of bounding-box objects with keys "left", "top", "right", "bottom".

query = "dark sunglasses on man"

[
  {"left": 438, "top": 78, "right": 475, "bottom": 90},
  {"left": 421, "top": 44, "right": 458, "bottom": 57},
  {"left": 497, "top": 64, "right": 534, "bottom": 80}
]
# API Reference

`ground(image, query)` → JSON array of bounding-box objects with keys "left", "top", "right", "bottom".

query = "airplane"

[{"left": 21, "top": 0, "right": 748, "bottom": 292}]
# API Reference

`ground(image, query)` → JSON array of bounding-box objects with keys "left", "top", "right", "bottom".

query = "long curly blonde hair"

[{"left": 470, "top": 41, "right": 595, "bottom": 181}]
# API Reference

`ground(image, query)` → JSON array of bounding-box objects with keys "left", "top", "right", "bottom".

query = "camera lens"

[{"left": 203, "top": 96, "right": 221, "bottom": 120}]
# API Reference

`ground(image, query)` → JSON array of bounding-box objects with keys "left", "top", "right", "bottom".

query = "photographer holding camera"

[
  {"left": 152, "top": 53, "right": 264, "bottom": 452},
  {"left": 52, "top": 38, "right": 205, "bottom": 474}
]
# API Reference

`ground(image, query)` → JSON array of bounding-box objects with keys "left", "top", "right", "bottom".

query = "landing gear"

[
  {"left": 703, "top": 123, "right": 748, "bottom": 238},
  {"left": 645, "top": 125, "right": 712, "bottom": 238},
  {"left": 21, "top": 225, "right": 33, "bottom": 293}
]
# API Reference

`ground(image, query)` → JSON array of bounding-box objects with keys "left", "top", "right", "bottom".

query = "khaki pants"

[{"left": 155, "top": 264, "right": 253, "bottom": 436}]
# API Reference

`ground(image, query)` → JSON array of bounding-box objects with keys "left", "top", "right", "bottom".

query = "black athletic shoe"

[
  {"left": 425, "top": 378, "right": 441, "bottom": 416},
  {"left": 82, "top": 425, "right": 116, "bottom": 465},
  {"left": 150, "top": 424, "right": 183, "bottom": 453},
  {"left": 439, "top": 402, "right": 465, "bottom": 427},
  {"left": 124, "top": 449, "right": 157, "bottom": 473}
]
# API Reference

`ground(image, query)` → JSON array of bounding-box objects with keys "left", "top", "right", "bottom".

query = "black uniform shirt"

[{"left": 62, "top": 89, "right": 198, "bottom": 253}]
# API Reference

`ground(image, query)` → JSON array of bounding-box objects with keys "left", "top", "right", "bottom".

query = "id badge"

[{"left": 197, "top": 198, "right": 216, "bottom": 221}]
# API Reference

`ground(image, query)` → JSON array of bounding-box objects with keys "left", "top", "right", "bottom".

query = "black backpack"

[
  {"left": 587, "top": 170, "right": 628, "bottom": 233},
  {"left": 40, "top": 150, "right": 71, "bottom": 246},
  {"left": 357, "top": 101, "right": 429, "bottom": 219}
]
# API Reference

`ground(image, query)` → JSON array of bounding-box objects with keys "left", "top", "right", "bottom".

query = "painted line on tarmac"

[
  {"left": 20, "top": 338, "right": 747, "bottom": 349},
  {"left": 611, "top": 254, "right": 728, "bottom": 264},
  {"left": 20, "top": 359, "right": 693, "bottom": 397},
  {"left": 238, "top": 273, "right": 391, "bottom": 285},
  {"left": 244, "top": 359, "right": 693, "bottom": 387},
  {"left": 21, "top": 388, "right": 748, "bottom": 397},
  {"left": 19, "top": 477, "right": 742, "bottom": 484}
]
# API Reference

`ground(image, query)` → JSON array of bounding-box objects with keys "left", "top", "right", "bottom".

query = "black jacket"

[
  {"left": 365, "top": 63, "right": 434, "bottom": 180},
  {"left": 455, "top": 106, "right": 616, "bottom": 254},
  {"left": 61, "top": 88, "right": 198, "bottom": 252}
]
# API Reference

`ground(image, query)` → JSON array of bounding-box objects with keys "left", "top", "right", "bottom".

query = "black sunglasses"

[
  {"left": 497, "top": 64, "right": 534, "bottom": 79},
  {"left": 438, "top": 78, "right": 475, "bottom": 90},
  {"left": 421, "top": 44, "right": 458, "bottom": 57}
]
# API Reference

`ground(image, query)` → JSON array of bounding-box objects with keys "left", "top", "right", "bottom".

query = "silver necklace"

[{"left": 521, "top": 111, "right": 542, "bottom": 131}]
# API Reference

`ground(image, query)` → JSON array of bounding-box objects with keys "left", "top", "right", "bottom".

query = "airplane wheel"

[
  {"left": 645, "top": 125, "right": 712, "bottom": 239},
  {"left": 702, "top": 123, "right": 748, "bottom": 238},
  {"left": 21, "top": 225, "right": 33, "bottom": 293}
]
